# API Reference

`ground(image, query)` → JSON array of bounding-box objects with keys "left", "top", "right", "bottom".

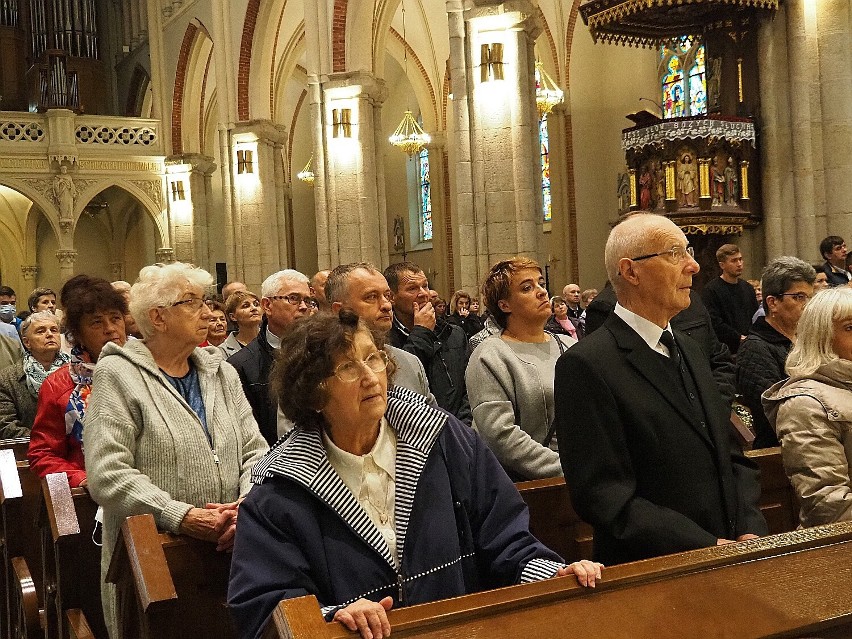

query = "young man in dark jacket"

[{"left": 384, "top": 262, "right": 471, "bottom": 424}]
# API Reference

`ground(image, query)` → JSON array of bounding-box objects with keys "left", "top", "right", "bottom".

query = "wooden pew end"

[{"left": 11, "top": 555, "right": 42, "bottom": 639}]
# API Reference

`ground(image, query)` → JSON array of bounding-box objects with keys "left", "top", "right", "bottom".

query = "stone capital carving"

[
  {"left": 155, "top": 247, "right": 176, "bottom": 263},
  {"left": 165, "top": 154, "right": 217, "bottom": 177},
  {"left": 55, "top": 250, "right": 78, "bottom": 266},
  {"left": 109, "top": 262, "right": 124, "bottom": 279},
  {"left": 323, "top": 72, "right": 388, "bottom": 106},
  {"left": 231, "top": 120, "right": 288, "bottom": 146},
  {"left": 20, "top": 265, "right": 39, "bottom": 280}
]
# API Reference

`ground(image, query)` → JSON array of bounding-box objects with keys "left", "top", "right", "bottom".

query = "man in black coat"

[
  {"left": 228, "top": 269, "right": 312, "bottom": 445},
  {"left": 555, "top": 213, "right": 766, "bottom": 566},
  {"left": 585, "top": 285, "right": 736, "bottom": 407},
  {"left": 384, "top": 262, "right": 471, "bottom": 424}
]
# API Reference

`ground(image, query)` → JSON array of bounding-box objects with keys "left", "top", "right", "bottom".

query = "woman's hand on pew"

[
  {"left": 178, "top": 507, "right": 223, "bottom": 543},
  {"left": 333, "top": 596, "right": 393, "bottom": 639},
  {"left": 206, "top": 500, "right": 242, "bottom": 552},
  {"left": 737, "top": 534, "right": 760, "bottom": 542},
  {"left": 557, "top": 560, "right": 604, "bottom": 588}
]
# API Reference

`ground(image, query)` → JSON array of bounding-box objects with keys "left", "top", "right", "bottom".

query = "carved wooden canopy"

[{"left": 579, "top": 0, "right": 779, "bottom": 47}]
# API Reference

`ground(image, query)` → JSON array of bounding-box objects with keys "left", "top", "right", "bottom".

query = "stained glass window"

[
  {"left": 540, "top": 114, "right": 551, "bottom": 222},
  {"left": 660, "top": 37, "right": 707, "bottom": 119},
  {"left": 418, "top": 147, "right": 432, "bottom": 242}
]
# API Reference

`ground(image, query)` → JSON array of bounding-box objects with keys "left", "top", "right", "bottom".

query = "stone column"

[
  {"left": 310, "top": 71, "right": 389, "bottom": 268},
  {"left": 165, "top": 153, "right": 217, "bottom": 268},
  {"left": 55, "top": 250, "right": 77, "bottom": 283},
  {"left": 155, "top": 247, "right": 176, "bottom": 263},
  {"left": 229, "top": 120, "right": 290, "bottom": 287},
  {"left": 815, "top": 0, "right": 852, "bottom": 234},
  {"left": 448, "top": 0, "right": 544, "bottom": 292}
]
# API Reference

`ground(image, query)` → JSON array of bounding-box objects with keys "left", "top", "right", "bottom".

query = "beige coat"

[
  {"left": 763, "top": 359, "right": 852, "bottom": 527},
  {"left": 85, "top": 340, "right": 268, "bottom": 637}
]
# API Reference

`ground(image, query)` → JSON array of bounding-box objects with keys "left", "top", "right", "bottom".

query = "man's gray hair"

[
  {"left": 325, "top": 263, "right": 381, "bottom": 304},
  {"left": 261, "top": 269, "right": 310, "bottom": 298},
  {"left": 761, "top": 256, "right": 817, "bottom": 309},
  {"left": 604, "top": 213, "right": 671, "bottom": 291},
  {"left": 130, "top": 262, "right": 214, "bottom": 338}
]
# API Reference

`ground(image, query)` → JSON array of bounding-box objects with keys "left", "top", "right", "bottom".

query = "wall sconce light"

[
  {"left": 332, "top": 108, "right": 352, "bottom": 138},
  {"left": 480, "top": 43, "right": 504, "bottom": 83},
  {"left": 170, "top": 180, "right": 186, "bottom": 201},
  {"left": 237, "top": 149, "right": 254, "bottom": 174}
]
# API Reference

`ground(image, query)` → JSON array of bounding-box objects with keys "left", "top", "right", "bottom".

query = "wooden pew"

[
  {"left": 39, "top": 472, "right": 104, "bottom": 639},
  {"left": 263, "top": 521, "right": 852, "bottom": 639},
  {"left": 106, "top": 514, "right": 235, "bottom": 639},
  {"left": 0, "top": 448, "right": 44, "bottom": 639},
  {"left": 517, "top": 447, "right": 798, "bottom": 563},
  {"left": 1, "top": 437, "right": 32, "bottom": 461}
]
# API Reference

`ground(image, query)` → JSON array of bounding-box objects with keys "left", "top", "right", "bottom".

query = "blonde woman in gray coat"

[
  {"left": 763, "top": 287, "right": 852, "bottom": 528},
  {"left": 466, "top": 258, "right": 575, "bottom": 481},
  {"left": 85, "top": 262, "right": 268, "bottom": 637}
]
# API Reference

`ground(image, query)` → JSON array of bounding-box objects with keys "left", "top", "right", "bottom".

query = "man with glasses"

[
  {"left": 228, "top": 269, "right": 312, "bottom": 445},
  {"left": 325, "top": 263, "right": 437, "bottom": 406},
  {"left": 818, "top": 235, "right": 852, "bottom": 287},
  {"left": 555, "top": 213, "right": 766, "bottom": 566},
  {"left": 701, "top": 243, "right": 759, "bottom": 354},
  {"left": 736, "top": 257, "right": 816, "bottom": 449}
]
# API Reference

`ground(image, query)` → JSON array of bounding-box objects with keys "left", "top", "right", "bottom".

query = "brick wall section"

[
  {"left": 332, "top": 0, "right": 348, "bottom": 72},
  {"left": 442, "top": 60, "right": 450, "bottom": 130},
  {"left": 172, "top": 23, "right": 199, "bottom": 155},
  {"left": 238, "top": 0, "right": 262, "bottom": 121},
  {"left": 199, "top": 47, "right": 213, "bottom": 151}
]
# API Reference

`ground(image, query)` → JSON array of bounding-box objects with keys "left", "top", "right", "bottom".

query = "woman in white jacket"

[
  {"left": 763, "top": 287, "right": 852, "bottom": 528},
  {"left": 465, "top": 257, "right": 575, "bottom": 481},
  {"left": 85, "top": 262, "right": 268, "bottom": 637}
]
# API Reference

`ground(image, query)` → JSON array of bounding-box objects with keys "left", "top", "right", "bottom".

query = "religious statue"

[
  {"left": 708, "top": 57, "right": 722, "bottom": 111},
  {"left": 653, "top": 160, "right": 666, "bottom": 210},
  {"left": 53, "top": 166, "right": 77, "bottom": 228},
  {"left": 712, "top": 157, "right": 726, "bottom": 206},
  {"left": 616, "top": 173, "right": 631, "bottom": 214},
  {"left": 393, "top": 216, "right": 405, "bottom": 252},
  {"left": 678, "top": 153, "right": 698, "bottom": 207},
  {"left": 639, "top": 166, "right": 652, "bottom": 210},
  {"left": 725, "top": 157, "right": 739, "bottom": 205}
]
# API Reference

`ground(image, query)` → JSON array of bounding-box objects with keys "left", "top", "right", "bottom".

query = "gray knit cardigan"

[{"left": 84, "top": 340, "right": 268, "bottom": 637}]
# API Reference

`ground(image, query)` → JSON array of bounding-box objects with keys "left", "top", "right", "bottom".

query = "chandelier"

[
  {"left": 388, "top": 0, "right": 430, "bottom": 155},
  {"left": 389, "top": 110, "right": 430, "bottom": 156},
  {"left": 535, "top": 60, "right": 564, "bottom": 118},
  {"left": 297, "top": 155, "right": 315, "bottom": 185}
]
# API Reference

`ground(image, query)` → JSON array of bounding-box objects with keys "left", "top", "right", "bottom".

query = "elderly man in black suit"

[{"left": 555, "top": 213, "right": 766, "bottom": 566}]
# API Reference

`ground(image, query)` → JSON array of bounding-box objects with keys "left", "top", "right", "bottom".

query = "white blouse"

[{"left": 323, "top": 418, "right": 398, "bottom": 566}]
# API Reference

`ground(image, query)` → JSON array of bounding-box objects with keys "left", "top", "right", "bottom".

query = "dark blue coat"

[{"left": 228, "top": 387, "right": 563, "bottom": 639}]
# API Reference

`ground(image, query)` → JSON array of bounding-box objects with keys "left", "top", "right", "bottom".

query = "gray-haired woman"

[
  {"left": 0, "top": 311, "right": 68, "bottom": 438},
  {"left": 764, "top": 287, "right": 852, "bottom": 527},
  {"left": 84, "top": 261, "right": 268, "bottom": 637}
]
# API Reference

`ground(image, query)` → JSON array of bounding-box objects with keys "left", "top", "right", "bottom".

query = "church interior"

[{"left": 0, "top": 0, "right": 848, "bottom": 298}]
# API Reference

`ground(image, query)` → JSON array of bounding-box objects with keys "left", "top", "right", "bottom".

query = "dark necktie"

[{"left": 659, "top": 330, "right": 680, "bottom": 363}]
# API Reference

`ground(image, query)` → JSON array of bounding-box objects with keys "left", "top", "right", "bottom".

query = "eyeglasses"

[
  {"left": 775, "top": 292, "right": 811, "bottom": 303},
  {"left": 630, "top": 245, "right": 695, "bottom": 264},
  {"left": 169, "top": 297, "right": 206, "bottom": 312},
  {"left": 332, "top": 350, "right": 390, "bottom": 383},
  {"left": 268, "top": 293, "right": 315, "bottom": 307}
]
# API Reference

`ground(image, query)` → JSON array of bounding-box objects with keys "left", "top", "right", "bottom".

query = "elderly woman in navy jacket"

[{"left": 228, "top": 311, "right": 602, "bottom": 639}]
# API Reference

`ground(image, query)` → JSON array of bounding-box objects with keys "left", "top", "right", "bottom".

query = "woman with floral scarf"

[
  {"left": 0, "top": 311, "right": 68, "bottom": 439},
  {"left": 28, "top": 275, "right": 127, "bottom": 487}
]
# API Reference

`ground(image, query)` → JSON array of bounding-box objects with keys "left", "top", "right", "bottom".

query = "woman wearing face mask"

[
  {"left": 27, "top": 275, "right": 128, "bottom": 487},
  {"left": 0, "top": 311, "right": 69, "bottom": 438}
]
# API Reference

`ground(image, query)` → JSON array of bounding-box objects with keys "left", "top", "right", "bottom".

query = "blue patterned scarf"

[
  {"left": 22, "top": 349, "right": 70, "bottom": 399},
  {"left": 65, "top": 345, "right": 95, "bottom": 446}
]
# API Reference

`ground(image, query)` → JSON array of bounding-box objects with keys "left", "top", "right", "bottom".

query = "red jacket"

[{"left": 27, "top": 365, "right": 87, "bottom": 487}]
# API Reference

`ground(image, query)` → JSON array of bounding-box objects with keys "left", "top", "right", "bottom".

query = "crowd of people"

[{"left": 0, "top": 215, "right": 851, "bottom": 638}]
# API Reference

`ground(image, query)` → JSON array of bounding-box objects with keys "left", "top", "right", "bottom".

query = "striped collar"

[{"left": 252, "top": 386, "right": 448, "bottom": 568}]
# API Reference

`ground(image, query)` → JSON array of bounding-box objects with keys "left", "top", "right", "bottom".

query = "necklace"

[{"left": 362, "top": 459, "right": 394, "bottom": 525}]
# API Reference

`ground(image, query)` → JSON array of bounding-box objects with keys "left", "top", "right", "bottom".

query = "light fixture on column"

[
  {"left": 481, "top": 43, "right": 505, "bottom": 83},
  {"left": 534, "top": 60, "right": 563, "bottom": 117},
  {"left": 170, "top": 179, "right": 186, "bottom": 201},
  {"left": 332, "top": 109, "right": 352, "bottom": 138},
  {"left": 297, "top": 155, "right": 315, "bottom": 185},
  {"left": 237, "top": 149, "right": 254, "bottom": 174},
  {"left": 388, "top": 0, "right": 431, "bottom": 156}
]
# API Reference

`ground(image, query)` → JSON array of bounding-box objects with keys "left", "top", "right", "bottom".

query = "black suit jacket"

[
  {"left": 585, "top": 287, "right": 736, "bottom": 407},
  {"left": 555, "top": 313, "right": 766, "bottom": 565}
]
